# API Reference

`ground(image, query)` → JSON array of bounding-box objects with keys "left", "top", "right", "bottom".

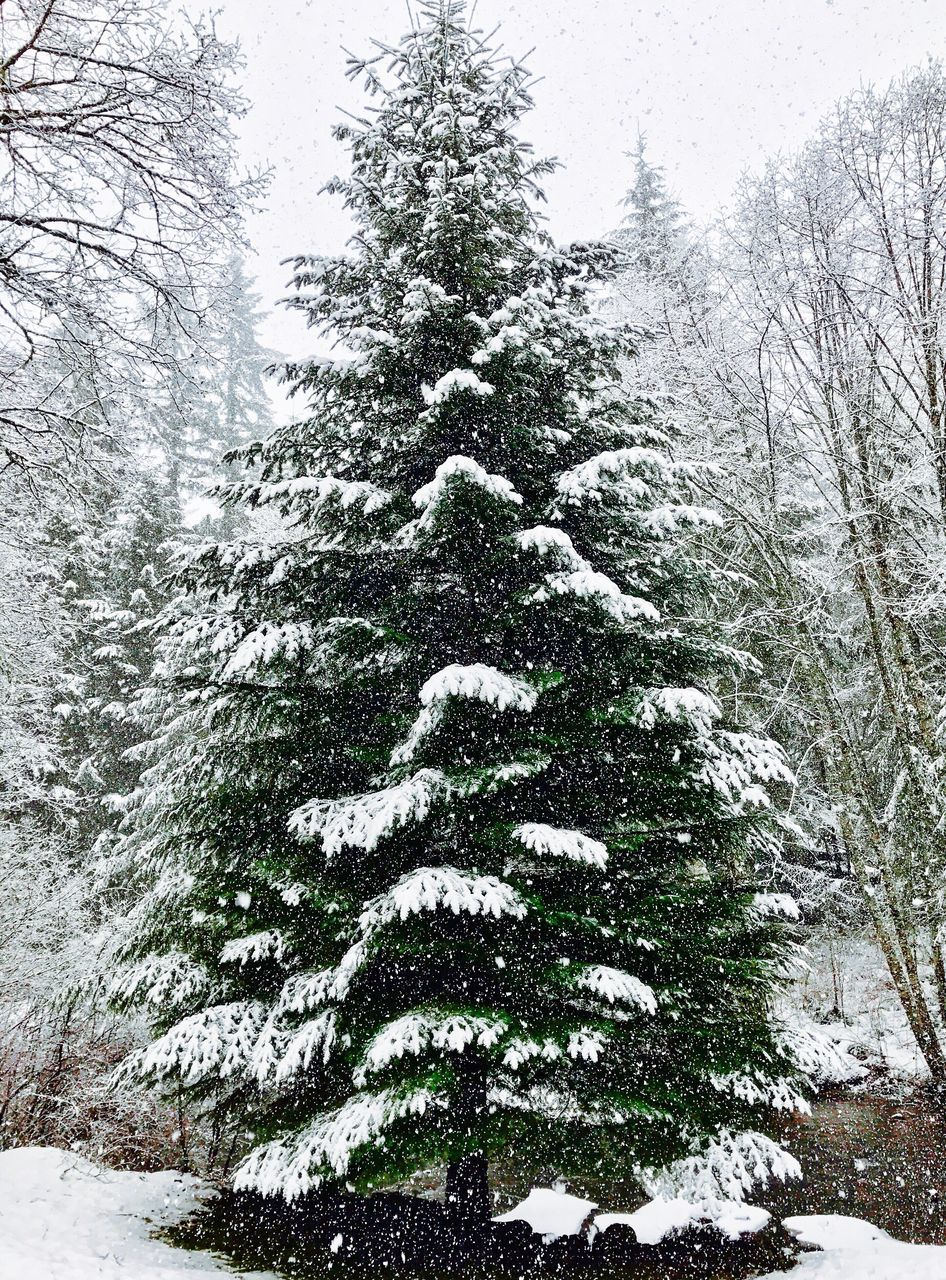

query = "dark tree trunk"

[
  {"left": 446, "top": 1057, "right": 490, "bottom": 1239},
  {"left": 445, "top": 1153, "right": 490, "bottom": 1235}
]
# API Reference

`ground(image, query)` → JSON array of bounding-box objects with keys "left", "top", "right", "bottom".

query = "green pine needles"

[{"left": 110, "top": 0, "right": 803, "bottom": 1218}]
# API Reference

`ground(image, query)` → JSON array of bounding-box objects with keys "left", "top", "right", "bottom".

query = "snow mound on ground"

[
  {"left": 784, "top": 1214, "right": 892, "bottom": 1248},
  {"left": 595, "top": 1196, "right": 770, "bottom": 1244},
  {"left": 758, "top": 1213, "right": 946, "bottom": 1280},
  {"left": 595, "top": 1197, "right": 699, "bottom": 1244},
  {"left": 714, "top": 1201, "right": 773, "bottom": 1239},
  {"left": 496, "top": 1188, "right": 771, "bottom": 1246},
  {"left": 0, "top": 1146, "right": 274, "bottom": 1279},
  {"left": 493, "top": 1186, "right": 596, "bottom": 1238}
]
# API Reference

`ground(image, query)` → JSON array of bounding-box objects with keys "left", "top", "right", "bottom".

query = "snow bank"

[
  {"left": 0, "top": 1146, "right": 274, "bottom": 1279},
  {"left": 495, "top": 1186, "right": 771, "bottom": 1245},
  {"left": 499, "top": 1193, "right": 946, "bottom": 1280},
  {"left": 594, "top": 1197, "right": 700, "bottom": 1244},
  {"left": 595, "top": 1196, "right": 771, "bottom": 1244},
  {"left": 784, "top": 1214, "right": 892, "bottom": 1248},
  {"left": 6, "top": 1147, "right": 946, "bottom": 1280},
  {"left": 493, "top": 1187, "right": 596, "bottom": 1238},
  {"left": 756, "top": 1213, "right": 946, "bottom": 1280}
]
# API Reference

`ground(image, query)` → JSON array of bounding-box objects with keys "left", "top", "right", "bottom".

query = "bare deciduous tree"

[
  {"left": 662, "top": 63, "right": 946, "bottom": 1079},
  {"left": 0, "top": 0, "right": 261, "bottom": 491}
]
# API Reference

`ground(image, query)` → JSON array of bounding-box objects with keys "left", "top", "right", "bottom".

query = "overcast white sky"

[{"left": 213, "top": 0, "right": 944, "bottom": 361}]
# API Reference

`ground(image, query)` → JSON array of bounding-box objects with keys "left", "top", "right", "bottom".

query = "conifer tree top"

[{"left": 619, "top": 132, "right": 688, "bottom": 273}]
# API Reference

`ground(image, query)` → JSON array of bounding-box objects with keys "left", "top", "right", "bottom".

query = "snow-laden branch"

[
  {"left": 513, "top": 822, "right": 609, "bottom": 869},
  {"left": 289, "top": 769, "right": 451, "bottom": 856}
]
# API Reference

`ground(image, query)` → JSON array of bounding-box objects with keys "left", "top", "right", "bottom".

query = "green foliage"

[{"left": 112, "top": 0, "right": 800, "bottom": 1202}]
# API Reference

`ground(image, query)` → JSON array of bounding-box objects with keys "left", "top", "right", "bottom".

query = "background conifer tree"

[
  {"left": 52, "top": 469, "right": 179, "bottom": 848},
  {"left": 143, "top": 257, "right": 274, "bottom": 521},
  {"left": 111, "top": 0, "right": 801, "bottom": 1229},
  {"left": 618, "top": 133, "right": 688, "bottom": 277}
]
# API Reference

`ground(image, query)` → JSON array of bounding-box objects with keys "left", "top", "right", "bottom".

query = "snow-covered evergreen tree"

[
  {"left": 215, "top": 258, "right": 274, "bottom": 462},
  {"left": 52, "top": 470, "right": 179, "bottom": 847},
  {"left": 144, "top": 258, "right": 274, "bottom": 516},
  {"left": 204, "top": 259, "right": 276, "bottom": 538},
  {"left": 0, "top": 535, "right": 60, "bottom": 823},
  {"left": 111, "top": 1, "right": 800, "bottom": 1228},
  {"left": 618, "top": 133, "right": 687, "bottom": 276},
  {"left": 33, "top": 259, "right": 271, "bottom": 851}
]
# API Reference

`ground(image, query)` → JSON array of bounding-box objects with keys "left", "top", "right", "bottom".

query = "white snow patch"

[
  {"left": 595, "top": 1196, "right": 770, "bottom": 1244},
  {"left": 422, "top": 368, "right": 495, "bottom": 404},
  {"left": 636, "top": 686, "right": 721, "bottom": 733},
  {"left": 515, "top": 525, "right": 590, "bottom": 569},
  {"left": 116, "top": 1001, "right": 268, "bottom": 1086},
  {"left": 709, "top": 1071, "right": 809, "bottom": 1113},
  {"left": 502, "top": 1036, "right": 562, "bottom": 1068},
  {"left": 785, "top": 1215, "right": 892, "bottom": 1249},
  {"left": 420, "top": 663, "right": 537, "bottom": 712},
  {"left": 751, "top": 892, "right": 802, "bottom": 921},
  {"left": 513, "top": 822, "right": 609, "bottom": 868},
  {"left": 220, "top": 930, "right": 285, "bottom": 966},
  {"left": 222, "top": 622, "right": 316, "bottom": 677},
  {"left": 355, "top": 1010, "right": 505, "bottom": 1081},
  {"left": 236, "top": 1087, "right": 435, "bottom": 1197},
  {"left": 272, "top": 1011, "right": 337, "bottom": 1082},
  {"left": 109, "top": 952, "right": 207, "bottom": 1011},
  {"left": 289, "top": 768, "right": 450, "bottom": 856},
  {"left": 494, "top": 1187, "right": 597, "bottom": 1239},
  {"left": 242, "top": 475, "right": 391, "bottom": 515},
  {"left": 567, "top": 1027, "right": 607, "bottom": 1061},
  {"left": 595, "top": 1197, "right": 700, "bottom": 1244},
  {"left": 537, "top": 569, "right": 660, "bottom": 624},
  {"left": 575, "top": 964, "right": 658, "bottom": 1013},
  {"left": 714, "top": 1201, "right": 773, "bottom": 1239},
  {"left": 0, "top": 1146, "right": 275, "bottom": 1279},
  {"left": 556, "top": 448, "right": 667, "bottom": 504},
  {"left": 758, "top": 1214, "right": 946, "bottom": 1280},
  {"left": 698, "top": 732, "right": 796, "bottom": 807},
  {"left": 642, "top": 502, "right": 723, "bottom": 533},
  {"left": 359, "top": 866, "right": 527, "bottom": 929},
  {"left": 391, "top": 664, "right": 537, "bottom": 765},
  {"left": 389, "top": 704, "right": 444, "bottom": 766},
  {"left": 412, "top": 455, "right": 522, "bottom": 514}
]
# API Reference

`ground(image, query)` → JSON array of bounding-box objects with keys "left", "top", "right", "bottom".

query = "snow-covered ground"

[
  {"left": 496, "top": 1185, "right": 772, "bottom": 1244},
  {"left": 2, "top": 1146, "right": 945, "bottom": 1280},
  {"left": 787, "top": 936, "right": 927, "bottom": 1084},
  {"left": 497, "top": 1187, "right": 946, "bottom": 1276},
  {"left": 758, "top": 1214, "right": 946, "bottom": 1280},
  {"left": 0, "top": 1147, "right": 274, "bottom": 1280}
]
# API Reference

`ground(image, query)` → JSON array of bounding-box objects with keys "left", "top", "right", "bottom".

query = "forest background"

[{"left": 2, "top": 0, "right": 944, "bottom": 1181}]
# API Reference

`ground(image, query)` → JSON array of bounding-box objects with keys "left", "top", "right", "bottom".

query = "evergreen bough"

[{"left": 111, "top": 1, "right": 801, "bottom": 1228}]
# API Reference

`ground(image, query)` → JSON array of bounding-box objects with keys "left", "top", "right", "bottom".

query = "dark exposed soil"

[
  {"left": 164, "top": 1087, "right": 946, "bottom": 1278},
  {"left": 166, "top": 1187, "right": 799, "bottom": 1280},
  {"left": 766, "top": 1088, "right": 946, "bottom": 1245}
]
